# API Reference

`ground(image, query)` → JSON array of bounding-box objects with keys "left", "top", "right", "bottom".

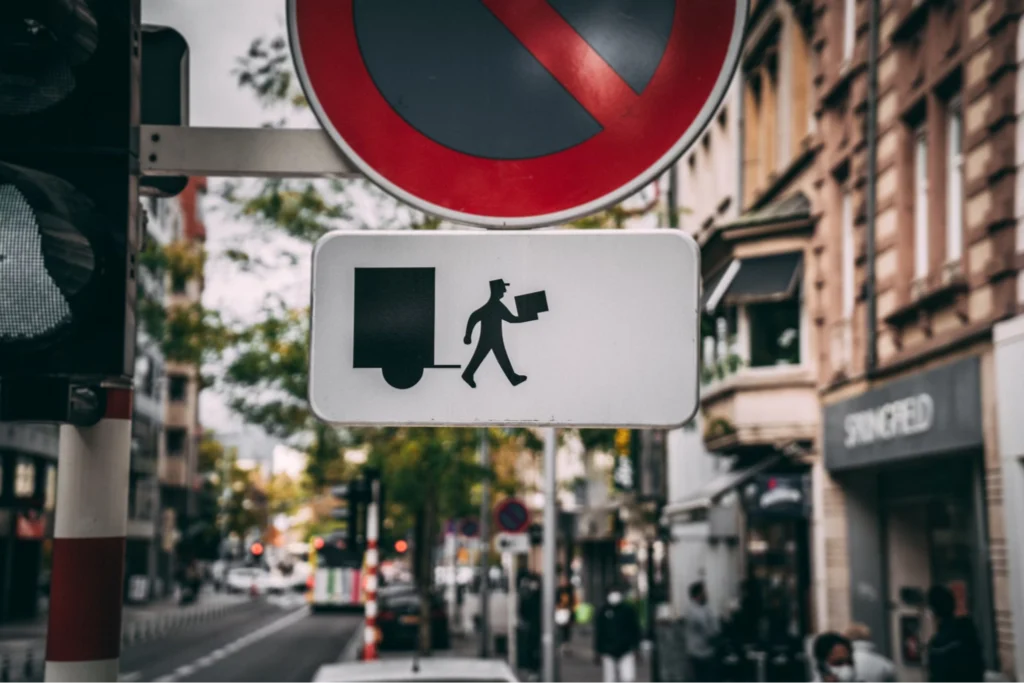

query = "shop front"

[
  {"left": 663, "top": 454, "right": 812, "bottom": 643},
  {"left": 824, "top": 356, "right": 996, "bottom": 681},
  {"left": 741, "top": 472, "right": 813, "bottom": 642}
]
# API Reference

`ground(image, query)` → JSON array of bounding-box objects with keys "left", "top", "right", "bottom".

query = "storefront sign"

[
  {"left": 824, "top": 356, "right": 983, "bottom": 472},
  {"left": 843, "top": 393, "right": 934, "bottom": 448},
  {"left": 743, "top": 474, "right": 808, "bottom": 518}
]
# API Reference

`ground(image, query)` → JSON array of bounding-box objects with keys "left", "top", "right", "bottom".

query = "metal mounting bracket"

[{"left": 139, "top": 125, "right": 363, "bottom": 179}]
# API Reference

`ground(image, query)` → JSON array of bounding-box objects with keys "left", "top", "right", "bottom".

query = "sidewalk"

[{"left": 0, "top": 587, "right": 250, "bottom": 682}]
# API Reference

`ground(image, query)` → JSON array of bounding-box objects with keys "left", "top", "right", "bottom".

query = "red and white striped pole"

[
  {"left": 362, "top": 476, "right": 380, "bottom": 661},
  {"left": 46, "top": 388, "right": 133, "bottom": 682}
]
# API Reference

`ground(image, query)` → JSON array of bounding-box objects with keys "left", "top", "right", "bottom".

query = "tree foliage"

[
  {"left": 223, "top": 298, "right": 310, "bottom": 439},
  {"left": 190, "top": 433, "right": 270, "bottom": 558},
  {"left": 137, "top": 240, "right": 232, "bottom": 365}
]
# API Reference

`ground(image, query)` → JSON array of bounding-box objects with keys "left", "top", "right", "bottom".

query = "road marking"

[
  {"left": 119, "top": 671, "right": 141, "bottom": 682},
  {"left": 149, "top": 607, "right": 309, "bottom": 682}
]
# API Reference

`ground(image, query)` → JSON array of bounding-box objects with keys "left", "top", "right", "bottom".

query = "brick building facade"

[{"left": 813, "top": 0, "right": 1019, "bottom": 677}]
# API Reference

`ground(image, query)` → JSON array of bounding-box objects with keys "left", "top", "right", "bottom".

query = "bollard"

[
  {"left": 23, "top": 649, "right": 33, "bottom": 680},
  {"left": 752, "top": 650, "right": 767, "bottom": 682},
  {"left": 1, "top": 653, "right": 10, "bottom": 682}
]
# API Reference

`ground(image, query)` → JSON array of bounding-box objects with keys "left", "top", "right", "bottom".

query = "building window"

[
  {"left": 169, "top": 375, "right": 188, "bottom": 403},
  {"left": 166, "top": 428, "right": 187, "bottom": 456},
  {"left": 842, "top": 189, "right": 855, "bottom": 318},
  {"left": 946, "top": 98, "right": 963, "bottom": 263},
  {"left": 45, "top": 465, "right": 57, "bottom": 511},
  {"left": 14, "top": 458, "right": 36, "bottom": 498},
  {"left": 171, "top": 273, "right": 187, "bottom": 294},
  {"left": 747, "top": 299, "right": 801, "bottom": 367},
  {"left": 701, "top": 308, "right": 739, "bottom": 384},
  {"left": 843, "top": 0, "right": 856, "bottom": 63},
  {"left": 913, "top": 125, "right": 929, "bottom": 278}
]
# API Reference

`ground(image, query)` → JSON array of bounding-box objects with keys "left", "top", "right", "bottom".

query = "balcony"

[{"left": 701, "top": 365, "right": 818, "bottom": 454}]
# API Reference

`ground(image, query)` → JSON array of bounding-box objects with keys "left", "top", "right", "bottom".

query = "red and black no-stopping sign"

[
  {"left": 494, "top": 498, "right": 531, "bottom": 534},
  {"left": 288, "top": 0, "right": 748, "bottom": 228}
]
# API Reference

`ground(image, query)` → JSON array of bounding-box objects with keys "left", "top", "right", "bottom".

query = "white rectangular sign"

[
  {"left": 309, "top": 230, "right": 699, "bottom": 427},
  {"left": 494, "top": 532, "right": 531, "bottom": 555}
]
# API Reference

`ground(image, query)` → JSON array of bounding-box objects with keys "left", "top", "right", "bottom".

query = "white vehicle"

[
  {"left": 224, "top": 567, "right": 266, "bottom": 595},
  {"left": 313, "top": 658, "right": 518, "bottom": 682}
]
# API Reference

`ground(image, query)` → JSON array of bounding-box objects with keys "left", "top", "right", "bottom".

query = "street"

[{"left": 118, "top": 599, "right": 359, "bottom": 683}]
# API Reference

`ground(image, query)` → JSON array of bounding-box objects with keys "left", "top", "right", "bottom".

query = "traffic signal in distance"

[
  {"left": 394, "top": 539, "right": 408, "bottom": 554},
  {"left": 0, "top": 0, "right": 141, "bottom": 391},
  {"left": 346, "top": 479, "right": 367, "bottom": 552},
  {"left": 250, "top": 542, "right": 264, "bottom": 558}
]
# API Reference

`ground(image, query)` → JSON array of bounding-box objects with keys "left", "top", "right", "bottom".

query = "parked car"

[
  {"left": 377, "top": 585, "right": 450, "bottom": 651},
  {"left": 224, "top": 567, "right": 266, "bottom": 594},
  {"left": 314, "top": 658, "right": 517, "bottom": 682}
]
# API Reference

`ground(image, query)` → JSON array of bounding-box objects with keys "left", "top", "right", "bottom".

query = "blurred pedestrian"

[
  {"left": 685, "top": 581, "right": 720, "bottom": 682},
  {"left": 594, "top": 583, "right": 641, "bottom": 682},
  {"left": 518, "top": 572, "right": 543, "bottom": 674},
  {"left": 926, "top": 585, "right": 985, "bottom": 682},
  {"left": 844, "top": 623, "right": 896, "bottom": 682},
  {"left": 556, "top": 575, "right": 577, "bottom": 655},
  {"left": 812, "top": 632, "right": 855, "bottom": 682}
]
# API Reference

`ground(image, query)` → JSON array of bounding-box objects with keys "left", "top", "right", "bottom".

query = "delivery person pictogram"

[{"left": 462, "top": 279, "right": 548, "bottom": 388}]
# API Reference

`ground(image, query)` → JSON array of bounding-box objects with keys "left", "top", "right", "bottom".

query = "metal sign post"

[
  {"left": 478, "top": 430, "right": 491, "bottom": 659},
  {"left": 45, "top": 388, "right": 133, "bottom": 682},
  {"left": 363, "top": 476, "right": 380, "bottom": 661},
  {"left": 542, "top": 427, "right": 558, "bottom": 682},
  {"left": 505, "top": 551, "right": 518, "bottom": 671}
]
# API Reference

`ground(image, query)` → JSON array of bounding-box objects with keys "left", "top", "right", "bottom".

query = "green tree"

[
  {"left": 194, "top": 433, "right": 269, "bottom": 556},
  {"left": 356, "top": 427, "right": 522, "bottom": 654}
]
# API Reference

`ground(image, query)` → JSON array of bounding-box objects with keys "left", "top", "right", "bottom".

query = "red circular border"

[
  {"left": 294, "top": 0, "right": 737, "bottom": 220},
  {"left": 494, "top": 498, "right": 530, "bottom": 534}
]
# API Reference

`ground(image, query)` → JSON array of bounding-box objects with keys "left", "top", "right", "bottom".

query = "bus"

[{"left": 307, "top": 531, "right": 364, "bottom": 612}]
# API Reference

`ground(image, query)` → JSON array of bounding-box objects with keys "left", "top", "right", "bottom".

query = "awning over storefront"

[
  {"left": 662, "top": 455, "right": 784, "bottom": 518},
  {"left": 704, "top": 251, "right": 803, "bottom": 312}
]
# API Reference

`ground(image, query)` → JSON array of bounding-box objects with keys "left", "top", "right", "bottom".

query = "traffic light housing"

[
  {"left": 140, "top": 24, "right": 188, "bottom": 198},
  {"left": 328, "top": 470, "right": 386, "bottom": 555},
  {"left": 0, "top": 0, "right": 141, "bottom": 396}
]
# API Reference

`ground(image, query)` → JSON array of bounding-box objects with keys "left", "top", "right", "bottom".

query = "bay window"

[
  {"left": 701, "top": 251, "right": 804, "bottom": 385},
  {"left": 748, "top": 299, "right": 801, "bottom": 367}
]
